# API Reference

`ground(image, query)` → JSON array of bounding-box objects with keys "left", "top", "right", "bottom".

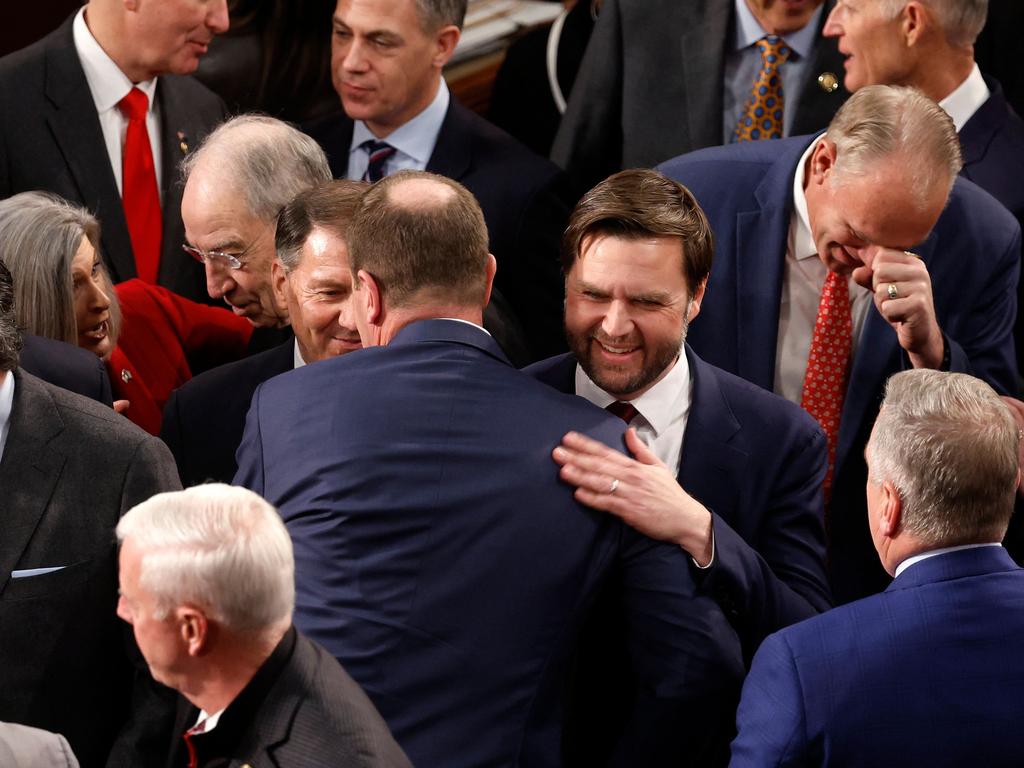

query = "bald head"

[{"left": 346, "top": 171, "right": 490, "bottom": 308}]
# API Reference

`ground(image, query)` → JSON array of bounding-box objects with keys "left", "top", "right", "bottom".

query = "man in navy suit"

[
  {"left": 234, "top": 171, "right": 744, "bottom": 767},
  {"left": 822, "top": 0, "right": 1024, "bottom": 368},
  {"left": 303, "top": 0, "right": 568, "bottom": 361},
  {"left": 659, "top": 85, "right": 1020, "bottom": 602},
  {"left": 527, "top": 168, "right": 830, "bottom": 766},
  {"left": 731, "top": 368, "right": 1024, "bottom": 766}
]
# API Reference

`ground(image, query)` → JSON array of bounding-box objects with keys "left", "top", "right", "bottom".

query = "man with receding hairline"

[{"left": 235, "top": 170, "right": 744, "bottom": 767}]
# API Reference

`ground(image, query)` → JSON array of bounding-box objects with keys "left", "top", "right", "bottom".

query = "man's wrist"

[{"left": 681, "top": 507, "right": 715, "bottom": 568}]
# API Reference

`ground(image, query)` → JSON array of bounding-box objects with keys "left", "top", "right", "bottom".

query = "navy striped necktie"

[{"left": 360, "top": 139, "right": 397, "bottom": 182}]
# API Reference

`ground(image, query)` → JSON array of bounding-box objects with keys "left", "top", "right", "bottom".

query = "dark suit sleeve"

[
  {"left": 697, "top": 425, "right": 831, "bottom": 654},
  {"left": 729, "top": 632, "right": 807, "bottom": 767},
  {"left": 233, "top": 384, "right": 266, "bottom": 495},
  {"left": 159, "top": 390, "right": 187, "bottom": 486},
  {"left": 119, "top": 435, "right": 182, "bottom": 511},
  {"left": 613, "top": 529, "right": 745, "bottom": 766},
  {"left": 550, "top": 0, "right": 624, "bottom": 194}
]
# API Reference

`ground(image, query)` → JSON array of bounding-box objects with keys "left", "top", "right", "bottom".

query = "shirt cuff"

[{"left": 690, "top": 519, "right": 716, "bottom": 570}]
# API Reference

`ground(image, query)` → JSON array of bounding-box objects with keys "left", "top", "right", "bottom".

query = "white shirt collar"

[
  {"left": 73, "top": 7, "right": 158, "bottom": 114},
  {"left": 938, "top": 63, "right": 990, "bottom": 133},
  {"left": 0, "top": 371, "right": 15, "bottom": 464},
  {"left": 732, "top": 0, "right": 822, "bottom": 60},
  {"left": 575, "top": 346, "right": 691, "bottom": 437},
  {"left": 894, "top": 542, "right": 1002, "bottom": 579},
  {"left": 790, "top": 135, "right": 822, "bottom": 262},
  {"left": 192, "top": 707, "right": 225, "bottom": 734},
  {"left": 350, "top": 79, "right": 450, "bottom": 165}
]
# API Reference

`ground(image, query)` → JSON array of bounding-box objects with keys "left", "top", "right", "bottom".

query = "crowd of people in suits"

[{"left": 1, "top": 0, "right": 1023, "bottom": 766}]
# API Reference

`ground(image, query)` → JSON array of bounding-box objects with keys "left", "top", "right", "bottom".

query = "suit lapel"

[
  {"left": 678, "top": 348, "right": 746, "bottom": 516},
  {"left": 679, "top": 1, "right": 731, "bottom": 149},
  {"left": 0, "top": 371, "right": 66, "bottom": 594},
  {"left": 790, "top": 0, "right": 848, "bottom": 136},
  {"left": 43, "top": 21, "right": 136, "bottom": 283},
  {"left": 425, "top": 102, "right": 472, "bottom": 181}
]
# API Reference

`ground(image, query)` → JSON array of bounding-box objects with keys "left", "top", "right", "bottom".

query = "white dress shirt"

[
  {"left": 894, "top": 542, "right": 1002, "bottom": 579},
  {"left": 774, "top": 135, "right": 874, "bottom": 406},
  {"left": 574, "top": 348, "right": 692, "bottom": 476},
  {"left": 72, "top": 8, "right": 163, "bottom": 200},
  {"left": 723, "top": 0, "right": 823, "bottom": 142},
  {"left": 0, "top": 371, "right": 14, "bottom": 464},
  {"left": 347, "top": 79, "right": 450, "bottom": 181},
  {"left": 939, "top": 63, "right": 991, "bottom": 133}
]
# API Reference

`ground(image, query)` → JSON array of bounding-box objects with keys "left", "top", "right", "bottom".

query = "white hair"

[
  {"left": 877, "top": 0, "right": 987, "bottom": 47},
  {"left": 116, "top": 485, "right": 295, "bottom": 636},
  {"left": 181, "top": 115, "right": 332, "bottom": 222},
  {"left": 867, "top": 370, "right": 1018, "bottom": 547},
  {"left": 826, "top": 85, "right": 962, "bottom": 209}
]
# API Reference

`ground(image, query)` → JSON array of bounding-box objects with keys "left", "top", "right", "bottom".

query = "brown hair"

[
  {"left": 275, "top": 180, "right": 368, "bottom": 272},
  {"left": 562, "top": 169, "right": 715, "bottom": 296},
  {"left": 346, "top": 170, "right": 490, "bottom": 307}
]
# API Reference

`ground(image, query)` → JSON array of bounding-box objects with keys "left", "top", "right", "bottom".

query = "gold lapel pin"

[
  {"left": 121, "top": 368, "right": 133, "bottom": 384},
  {"left": 818, "top": 72, "right": 839, "bottom": 93},
  {"left": 178, "top": 131, "right": 189, "bottom": 154}
]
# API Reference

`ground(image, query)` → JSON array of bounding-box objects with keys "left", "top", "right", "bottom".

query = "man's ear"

[
  {"left": 901, "top": 1, "right": 929, "bottom": 46},
  {"left": 271, "top": 259, "right": 289, "bottom": 310},
  {"left": 879, "top": 480, "right": 902, "bottom": 539},
  {"left": 433, "top": 25, "right": 461, "bottom": 68},
  {"left": 356, "top": 269, "right": 383, "bottom": 327},
  {"left": 177, "top": 605, "right": 209, "bottom": 657},
  {"left": 810, "top": 138, "right": 838, "bottom": 187},
  {"left": 481, "top": 254, "right": 497, "bottom": 309},
  {"left": 687, "top": 279, "right": 707, "bottom": 322}
]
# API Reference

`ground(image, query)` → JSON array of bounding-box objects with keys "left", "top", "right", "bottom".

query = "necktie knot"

[
  {"left": 756, "top": 36, "right": 791, "bottom": 67},
  {"left": 360, "top": 139, "right": 397, "bottom": 182},
  {"left": 606, "top": 401, "right": 639, "bottom": 424},
  {"left": 118, "top": 88, "right": 149, "bottom": 122}
]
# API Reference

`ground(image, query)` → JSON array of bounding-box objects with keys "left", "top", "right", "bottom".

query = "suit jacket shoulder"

[
  {"left": 18, "top": 334, "right": 113, "bottom": 406},
  {"left": 959, "top": 77, "right": 1024, "bottom": 222},
  {"left": 0, "top": 722, "right": 79, "bottom": 768}
]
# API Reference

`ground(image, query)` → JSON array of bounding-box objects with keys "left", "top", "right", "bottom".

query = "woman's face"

[{"left": 71, "top": 236, "right": 113, "bottom": 359}]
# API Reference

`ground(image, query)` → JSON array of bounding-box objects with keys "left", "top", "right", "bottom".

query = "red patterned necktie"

[
  {"left": 117, "top": 88, "right": 162, "bottom": 284},
  {"left": 606, "top": 401, "right": 639, "bottom": 424},
  {"left": 733, "top": 35, "right": 791, "bottom": 142},
  {"left": 800, "top": 270, "right": 852, "bottom": 500}
]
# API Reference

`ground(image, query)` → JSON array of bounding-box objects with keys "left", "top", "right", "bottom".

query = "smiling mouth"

[
  {"left": 595, "top": 338, "right": 640, "bottom": 356},
  {"left": 84, "top": 319, "right": 109, "bottom": 341}
]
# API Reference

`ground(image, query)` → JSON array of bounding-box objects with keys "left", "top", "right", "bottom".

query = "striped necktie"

[{"left": 360, "top": 139, "right": 397, "bottom": 182}]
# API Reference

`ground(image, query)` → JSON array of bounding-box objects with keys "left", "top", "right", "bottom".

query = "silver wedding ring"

[
  {"left": 887, "top": 283, "right": 899, "bottom": 300},
  {"left": 608, "top": 478, "right": 620, "bottom": 494}
]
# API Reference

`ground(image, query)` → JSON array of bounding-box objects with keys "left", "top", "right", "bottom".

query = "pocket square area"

[{"left": 11, "top": 566, "right": 66, "bottom": 579}]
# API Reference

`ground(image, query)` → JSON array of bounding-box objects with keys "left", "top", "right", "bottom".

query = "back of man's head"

[
  {"left": 346, "top": 170, "right": 490, "bottom": 308},
  {"left": 116, "top": 484, "right": 295, "bottom": 640},
  {"left": 0, "top": 260, "right": 22, "bottom": 373},
  {"left": 868, "top": 369, "right": 1019, "bottom": 548},
  {"left": 182, "top": 115, "right": 333, "bottom": 224},
  {"left": 826, "top": 85, "right": 962, "bottom": 207},
  {"left": 877, "top": 0, "right": 987, "bottom": 46}
]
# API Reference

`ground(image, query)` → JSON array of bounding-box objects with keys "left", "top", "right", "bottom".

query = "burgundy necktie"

[
  {"left": 800, "top": 270, "right": 852, "bottom": 501},
  {"left": 606, "top": 401, "right": 639, "bottom": 424},
  {"left": 182, "top": 718, "right": 207, "bottom": 768},
  {"left": 117, "top": 87, "right": 162, "bottom": 283}
]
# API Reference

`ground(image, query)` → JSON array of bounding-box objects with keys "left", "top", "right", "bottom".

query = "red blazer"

[{"left": 107, "top": 279, "right": 253, "bottom": 434}]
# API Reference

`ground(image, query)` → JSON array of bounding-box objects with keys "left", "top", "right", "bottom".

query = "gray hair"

[
  {"left": 877, "top": 0, "right": 987, "bottom": 46},
  {"left": 867, "top": 369, "right": 1018, "bottom": 547},
  {"left": 181, "top": 115, "right": 332, "bottom": 223},
  {"left": 116, "top": 484, "right": 295, "bottom": 637},
  {"left": 275, "top": 180, "right": 367, "bottom": 273},
  {"left": 0, "top": 260, "right": 22, "bottom": 372},
  {"left": 413, "top": 0, "right": 467, "bottom": 31},
  {"left": 827, "top": 85, "right": 962, "bottom": 208},
  {"left": 0, "top": 191, "right": 122, "bottom": 347}
]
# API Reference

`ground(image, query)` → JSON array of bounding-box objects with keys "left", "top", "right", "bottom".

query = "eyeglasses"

[{"left": 182, "top": 243, "right": 246, "bottom": 270}]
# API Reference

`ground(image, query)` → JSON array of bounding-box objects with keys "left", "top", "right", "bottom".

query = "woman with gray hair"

[{"left": 0, "top": 191, "right": 253, "bottom": 434}]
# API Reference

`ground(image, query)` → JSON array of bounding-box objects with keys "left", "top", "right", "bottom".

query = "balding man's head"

[{"left": 346, "top": 171, "right": 491, "bottom": 309}]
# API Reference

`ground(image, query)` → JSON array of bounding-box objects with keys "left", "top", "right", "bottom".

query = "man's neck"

[
  {"left": 181, "top": 632, "right": 281, "bottom": 715},
  {"left": 911, "top": 50, "right": 975, "bottom": 104},
  {"left": 83, "top": 5, "right": 149, "bottom": 84},
  {"left": 365, "top": 76, "right": 442, "bottom": 140},
  {"left": 377, "top": 306, "right": 483, "bottom": 346}
]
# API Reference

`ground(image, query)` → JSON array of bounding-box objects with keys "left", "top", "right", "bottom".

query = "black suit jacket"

[
  {"left": 304, "top": 100, "right": 569, "bottom": 361},
  {"left": 0, "top": 14, "right": 228, "bottom": 304},
  {"left": 161, "top": 340, "right": 294, "bottom": 487},
  {"left": 0, "top": 369, "right": 181, "bottom": 768},
  {"left": 167, "top": 628, "right": 410, "bottom": 768},
  {"left": 18, "top": 334, "right": 113, "bottom": 406},
  {"left": 551, "top": 0, "right": 848, "bottom": 193}
]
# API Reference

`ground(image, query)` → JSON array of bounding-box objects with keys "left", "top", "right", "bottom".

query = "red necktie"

[
  {"left": 117, "top": 88, "right": 162, "bottom": 284},
  {"left": 606, "top": 401, "right": 639, "bottom": 424},
  {"left": 182, "top": 718, "right": 207, "bottom": 768},
  {"left": 800, "top": 271, "right": 852, "bottom": 500}
]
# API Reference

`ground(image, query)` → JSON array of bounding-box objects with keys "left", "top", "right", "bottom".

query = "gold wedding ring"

[{"left": 887, "top": 283, "right": 899, "bottom": 300}]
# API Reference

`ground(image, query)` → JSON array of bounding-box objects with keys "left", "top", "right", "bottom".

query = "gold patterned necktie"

[{"left": 733, "top": 35, "right": 792, "bottom": 142}]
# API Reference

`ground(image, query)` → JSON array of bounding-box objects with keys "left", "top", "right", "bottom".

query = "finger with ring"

[
  {"left": 608, "top": 478, "right": 620, "bottom": 494},
  {"left": 887, "top": 283, "right": 899, "bottom": 300}
]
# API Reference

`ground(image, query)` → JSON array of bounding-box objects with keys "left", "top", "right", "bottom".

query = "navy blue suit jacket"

[
  {"left": 303, "top": 102, "right": 569, "bottom": 361},
  {"left": 19, "top": 334, "right": 113, "bottom": 406},
  {"left": 526, "top": 346, "right": 831, "bottom": 652},
  {"left": 731, "top": 546, "right": 1024, "bottom": 767},
  {"left": 659, "top": 136, "right": 1021, "bottom": 602},
  {"left": 235, "top": 319, "right": 743, "bottom": 767}
]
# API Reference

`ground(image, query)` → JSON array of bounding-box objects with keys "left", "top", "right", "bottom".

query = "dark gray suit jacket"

[
  {"left": 0, "top": 369, "right": 181, "bottom": 768},
  {"left": 0, "top": 14, "right": 228, "bottom": 304},
  {"left": 551, "top": 0, "right": 848, "bottom": 193}
]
